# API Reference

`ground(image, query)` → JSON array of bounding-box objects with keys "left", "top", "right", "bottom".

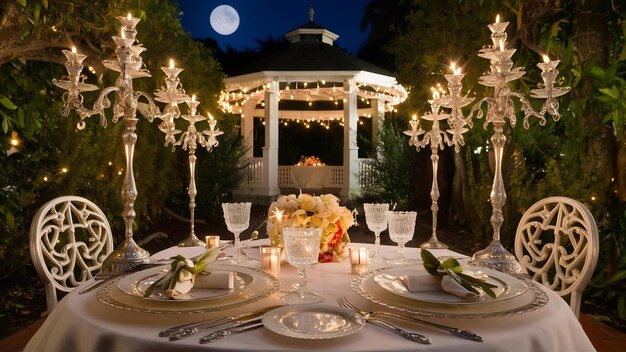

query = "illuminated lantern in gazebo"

[{"left": 220, "top": 7, "right": 407, "bottom": 199}]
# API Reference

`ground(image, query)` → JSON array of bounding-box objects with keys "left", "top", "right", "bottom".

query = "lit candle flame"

[
  {"left": 543, "top": 55, "right": 550, "bottom": 63},
  {"left": 412, "top": 114, "right": 417, "bottom": 121},
  {"left": 496, "top": 14, "right": 500, "bottom": 23},
  {"left": 127, "top": 13, "right": 132, "bottom": 20},
  {"left": 71, "top": 46, "right": 77, "bottom": 54},
  {"left": 169, "top": 59, "right": 175, "bottom": 69},
  {"left": 450, "top": 62, "right": 456, "bottom": 73},
  {"left": 191, "top": 94, "right": 196, "bottom": 102}
]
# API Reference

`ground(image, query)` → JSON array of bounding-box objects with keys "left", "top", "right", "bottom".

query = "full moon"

[{"left": 209, "top": 5, "right": 240, "bottom": 36}]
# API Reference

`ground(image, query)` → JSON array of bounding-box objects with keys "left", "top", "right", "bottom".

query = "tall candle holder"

[
  {"left": 404, "top": 86, "right": 453, "bottom": 249},
  {"left": 468, "top": 15, "right": 570, "bottom": 273},
  {"left": 160, "top": 92, "right": 223, "bottom": 247},
  {"left": 53, "top": 14, "right": 182, "bottom": 272}
]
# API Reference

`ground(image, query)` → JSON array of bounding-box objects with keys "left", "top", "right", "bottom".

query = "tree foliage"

[
  {"left": 363, "top": 0, "right": 626, "bottom": 326},
  {"left": 0, "top": 0, "right": 237, "bottom": 337}
]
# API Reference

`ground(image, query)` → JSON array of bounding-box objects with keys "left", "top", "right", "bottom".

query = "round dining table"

[{"left": 25, "top": 241, "right": 596, "bottom": 352}]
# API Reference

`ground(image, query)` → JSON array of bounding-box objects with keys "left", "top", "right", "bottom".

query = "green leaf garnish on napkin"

[
  {"left": 143, "top": 246, "right": 221, "bottom": 298},
  {"left": 420, "top": 249, "right": 498, "bottom": 299}
]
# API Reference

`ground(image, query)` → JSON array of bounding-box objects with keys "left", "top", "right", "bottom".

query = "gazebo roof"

[
  {"left": 229, "top": 40, "right": 393, "bottom": 77},
  {"left": 220, "top": 7, "right": 407, "bottom": 115}
]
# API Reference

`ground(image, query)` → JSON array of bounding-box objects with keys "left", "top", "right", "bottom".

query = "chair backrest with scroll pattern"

[
  {"left": 514, "top": 196, "right": 599, "bottom": 318},
  {"left": 29, "top": 196, "right": 114, "bottom": 312}
]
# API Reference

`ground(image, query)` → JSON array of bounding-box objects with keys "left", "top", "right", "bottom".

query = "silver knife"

[
  {"left": 164, "top": 305, "right": 280, "bottom": 340},
  {"left": 199, "top": 318, "right": 264, "bottom": 344}
]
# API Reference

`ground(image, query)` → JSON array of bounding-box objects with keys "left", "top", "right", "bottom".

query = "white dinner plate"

[
  {"left": 263, "top": 304, "right": 365, "bottom": 339},
  {"left": 372, "top": 266, "right": 527, "bottom": 305},
  {"left": 118, "top": 266, "right": 252, "bottom": 301}
]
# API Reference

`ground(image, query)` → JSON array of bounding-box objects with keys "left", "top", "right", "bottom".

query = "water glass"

[
  {"left": 222, "top": 202, "right": 252, "bottom": 264},
  {"left": 387, "top": 211, "right": 417, "bottom": 265},
  {"left": 281, "top": 227, "right": 323, "bottom": 304},
  {"left": 363, "top": 203, "right": 389, "bottom": 263}
]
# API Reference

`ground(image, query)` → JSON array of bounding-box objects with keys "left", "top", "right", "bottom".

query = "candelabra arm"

[
  {"left": 509, "top": 91, "right": 549, "bottom": 128},
  {"left": 468, "top": 97, "right": 491, "bottom": 124},
  {"left": 134, "top": 91, "right": 161, "bottom": 122}
]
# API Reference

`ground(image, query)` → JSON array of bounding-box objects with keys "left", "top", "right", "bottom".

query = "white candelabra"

[
  {"left": 53, "top": 14, "right": 189, "bottom": 272},
  {"left": 467, "top": 15, "right": 570, "bottom": 273},
  {"left": 405, "top": 79, "right": 472, "bottom": 249},
  {"left": 158, "top": 82, "right": 223, "bottom": 246}
]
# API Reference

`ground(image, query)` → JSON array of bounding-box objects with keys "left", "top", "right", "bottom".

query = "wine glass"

[
  {"left": 363, "top": 203, "right": 389, "bottom": 264},
  {"left": 281, "top": 227, "right": 324, "bottom": 304},
  {"left": 222, "top": 202, "right": 252, "bottom": 264},
  {"left": 386, "top": 211, "right": 417, "bottom": 265}
]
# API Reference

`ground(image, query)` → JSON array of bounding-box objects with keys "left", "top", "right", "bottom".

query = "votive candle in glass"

[
  {"left": 260, "top": 246, "right": 281, "bottom": 277},
  {"left": 205, "top": 235, "right": 220, "bottom": 249},
  {"left": 349, "top": 247, "right": 369, "bottom": 275}
]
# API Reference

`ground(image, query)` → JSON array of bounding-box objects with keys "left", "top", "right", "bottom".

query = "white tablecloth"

[
  {"left": 291, "top": 166, "right": 331, "bottom": 189},
  {"left": 25, "top": 242, "right": 596, "bottom": 352}
]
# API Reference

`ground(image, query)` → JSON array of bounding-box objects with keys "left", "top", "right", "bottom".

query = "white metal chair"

[
  {"left": 29, "top": 196, "right": 114, "bottom": 312},
  {"left": 514, "top": 196, "right": 599, "bottom": 318}
]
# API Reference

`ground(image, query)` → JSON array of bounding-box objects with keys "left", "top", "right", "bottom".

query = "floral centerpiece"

[
  {"left": 267, "top": 193, "right": 355, "bottom": 262},
  {"left": 296, "top": 155, "right": 324, "bottom": 166}
]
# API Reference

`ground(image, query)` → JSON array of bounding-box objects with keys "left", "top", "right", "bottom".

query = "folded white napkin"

[
  {"left": 441, "top": 275, "right": 478, "bottom": 299},
  {"left": 401, "top": 274, "right": 442, "bottom": 292},
  {"left": 194, "top": 271, "right": 234, "bottom": 290},
  {"left": 402, "top": 274, "right": 478, "bottom": 299}
]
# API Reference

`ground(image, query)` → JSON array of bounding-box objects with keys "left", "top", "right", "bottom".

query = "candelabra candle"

[
  {"left": 440, "top": 64, "right": 474, "bottom": 153},
  {"left": 467, "top": 15, "right": 570, "bottom": 274},
  {"left": 52, "top": 14, "right": 190, "bottom": 272}
]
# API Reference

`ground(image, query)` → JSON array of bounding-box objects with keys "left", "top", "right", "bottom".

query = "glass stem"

[
  {"left": 297, "top": 267, "right": 307, "bottom": 298},
  {"left": 234, "top": 232, "right": 244, "bottom": 256},
  {"left": 398, "top": 242, "right": 406, "bottom": 259},
  {"left": 374, "top": 231, "right": 381, "bottom": 257}
]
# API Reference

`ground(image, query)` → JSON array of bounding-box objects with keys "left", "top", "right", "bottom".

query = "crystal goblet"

[
  {"left": 281, "top": 227, "right": 323, "bottom": 304},
  {"left": 222, "top": 202, "right": 252, "bottom": 264},
  {"left": 363, "top": 203, "right": 389, "bottom": 264},
  {"left": 387, "top": 211, "right": 417, "bottom": 265}
]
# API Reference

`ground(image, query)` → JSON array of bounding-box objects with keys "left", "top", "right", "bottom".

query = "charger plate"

[
  {"left": 263, "top": 304, "right": 365, "bottom": 339},
  {"left": 372, "top": 266, "right": 527, "bottom": 305},
  {"left": 118, "top": 266, "right": 252, "bottom": 301},
  {"left": 97, "top": 264, "right": 279, "bottom": 314},
  {"left": 352, "top": 266, "right": 548, "bottom": 319}
]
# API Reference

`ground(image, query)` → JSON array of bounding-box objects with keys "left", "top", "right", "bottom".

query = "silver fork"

[
  {"left": 337, "top": 297, "right": 482, "bottom": 342},
  {"left": 337, "top": 297, "right": 431, "bottom": 344}
]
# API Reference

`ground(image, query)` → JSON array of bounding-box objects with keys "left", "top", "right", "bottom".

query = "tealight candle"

[
  {"left": 349, "top": 247, "right": 369, "bottom": 275},
  {"left": 260, "top": 246, "right": 281, "bottom": 277},
  {"left": 205, "top": 235, "right": 220, "bottom": 249}
]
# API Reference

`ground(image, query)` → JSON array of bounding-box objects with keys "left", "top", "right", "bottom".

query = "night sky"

[{"left": 175, "top": 0, "right": 372, "bottom": 54}]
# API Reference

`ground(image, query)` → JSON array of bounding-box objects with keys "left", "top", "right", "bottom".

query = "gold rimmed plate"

[
  {"left": 372, "top": 265, "right": 527, "bottom": 305},
  {"left": 97, "top": 264, "right": 279, "bottom": 314},
  {"left": 352, "top": 265, "right": 548, "bottom": 318},
  {"left": 118, "top": 266, "right": 252, "bottom": 301}
]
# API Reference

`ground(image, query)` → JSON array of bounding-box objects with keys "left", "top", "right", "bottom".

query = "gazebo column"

[
  {"left": 241, "top": 99, "right": 255, "bottom": 160},
  {"left": 370, "top": 98, "right": 385, "bottom": 151},
  {"left": 261, "top": 80, "right": 280, "bottom": 196},
  {"left": 341, "top": 79, "right": 359, "bottom": 198}
]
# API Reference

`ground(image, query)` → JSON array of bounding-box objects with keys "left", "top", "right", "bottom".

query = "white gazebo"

[{"left": 220, "top": 8, "right": 407, "bottom": 200}]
